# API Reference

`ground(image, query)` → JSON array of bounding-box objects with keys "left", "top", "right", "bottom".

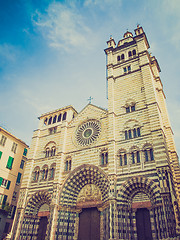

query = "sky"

[{"left": 0, "top": 0, "right": 180, "bottom": 155}]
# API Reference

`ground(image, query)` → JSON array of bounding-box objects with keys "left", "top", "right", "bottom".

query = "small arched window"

[
  {"left": 117, "top": 55, "right": 120, "bottom": 61},
  {"left": 137, "top": 151, "right": 140, "bottom": 163},
  {"left": 53, "top": 115, "right": 57, "bottom": 124},
  {"left": 128, "top": 130, "right": 132, "bottom": 139},
  {"left": 33, "top": 167, "right": 40, "bottom": 182},
  {"left": 131, "top": 152, "right": 135, "bottom": 164},
  {"left": 133, "top": 128, "right": 137, "bottom": 138},
  {"left": 51, "top": 147, "right": 56, "bottom": 156},
  {"left": 137, "top": 127, "right": 141, "bottom": 137},
  {"left": 130, "top": 148, "right": 141, "bottom": 164},
  {"left": 150, "top": 149, "right": 154, "bottom": 161},
  {"left": 128, "top": 51, "right": 132, "bottom": 57},
  {"left": 121, "top": 54, "right": 125, "bottom": 60},
  {"left": 48, "top": 117, "right": 52, "bottom": 125},
  {"left": 50, "top": 168, "right": 54, "bottom": 179},
  {"left": 100, "top": 151, "right": 108, "bottom": 165},
  {"left": 44, "top": 118, "right": 48, "bottom": 126},
  {"left": 45, "top": 148, "right": 50, "bottom": 157},
  {"left": 42, "top": 166, "right": 48, "bottom": 180},
  {"left": 144, "top": 147, "right": 154, "bottom": 162},
  {"left": 144, "top": 150, "right": 148, "bottom": 162},
  {"left": 125, "top": 131, "right": 128, "bottom": 140},
  {"left": 65, "top": 158, "right": 72, "bottom": 171},
  {"left": 57, "top": 114, "right": 62, "bottom": 122},
  {"left": 124, "top": 154, "right": 127, "bottom": 165},
  {"left": 49, "top": 164, "right": 56, "bottom": 179},
  {"left": 118, "top": 150, "right": 127, "bottom": 166},
  {"left": 126, "top": 106, "right": 130, "bottom": 113},
  {"left": 62, "top": 112, "right": 67, "bottom": 121},
  {"left": 132, "top": 49, "right": 136, "bottom": 56},
  {"left": 131, "top": 105, "right": 135, "bottom": 112}
]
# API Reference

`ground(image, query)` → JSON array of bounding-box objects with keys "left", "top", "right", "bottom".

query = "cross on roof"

[{"left": 88, "top": 96, "right": 93, "bottom": 104}]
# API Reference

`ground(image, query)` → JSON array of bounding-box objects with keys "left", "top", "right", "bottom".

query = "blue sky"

[{"left": 0, "top": 0, "right": 180, "bottom": 155}]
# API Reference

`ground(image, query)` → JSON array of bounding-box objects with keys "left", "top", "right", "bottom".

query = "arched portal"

[
  {"left": 60, "top": 164, "right": 109, "bottom": 207},
  {"left": 117, "top": 177, "right": 162, "bottom": 240},
  {"left": 136, "top": 208, "right": 152, "bottom": 240},
  {"left": 56, "top": 164, "right": 109, "bottom": 239},
  {"left": 19, "top": 191, "right": 51, "bottom": 240}
]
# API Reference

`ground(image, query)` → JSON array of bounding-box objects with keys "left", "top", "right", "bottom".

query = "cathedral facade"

[{"left": 11, "top": 26, "right": 180, "bottom": 240}]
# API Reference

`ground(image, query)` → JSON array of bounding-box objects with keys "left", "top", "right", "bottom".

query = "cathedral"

[{"left": 11, "top": 26, "right": 180, "bottom": 240}]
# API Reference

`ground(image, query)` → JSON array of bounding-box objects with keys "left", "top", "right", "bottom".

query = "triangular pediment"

[{"left": 69, "top": 103, "right": 107, "bottom": 127}]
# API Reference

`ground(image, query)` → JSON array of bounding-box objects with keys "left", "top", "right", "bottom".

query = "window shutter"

[
  {"left": 6, "top": 157, "right": 10, "bottom": 169},
  {"left": 0, "top": 177, "right": 3, "bottom": 186},
  {"left": 6, "top": 181, "right": 11, "bottom": 190},
  {"left": 23, "top": 148, "right": 27, "bottom": 156},
  {"left": 12, "top": 206, "right": 16, "bottom": 218},
  {"left": 0, "top": 151, "right": 2, "bottom": 159},
  {"left": 8, "top": 157, "right": 14, "bottom": 169},
  {"left": 16, "top": 173, "right": 22, "bottom": 184},
  {"left": 2, "top": 195, "right": 7, "bottom": 206},
  {"left": 6, "top": 156, "right": 14, "bottom": 169}
]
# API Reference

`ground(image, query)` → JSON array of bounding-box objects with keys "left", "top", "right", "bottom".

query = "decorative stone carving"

[
  {"left": 75, "top": 120, "right": 101, "bottom": 146},
  {"left": 17, "top": 189, "right": 26, "bottom": 208},
  {"left": 77, "top": 184, "right": 102, "bottom": 208}
]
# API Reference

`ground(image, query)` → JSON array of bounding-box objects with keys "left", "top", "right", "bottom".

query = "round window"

[{"left": 76, "top": 120, "right": 101, "bottom": 146}]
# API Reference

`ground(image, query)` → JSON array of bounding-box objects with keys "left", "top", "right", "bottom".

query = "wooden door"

[
  {"left": 37, "top": 216, "right": 48, "bottom": 240},
  {"left": 136, "top": 208, "right": 153, "bottom": 240},
  {"left": 78, "top": 208, "right": 100, "bottom": 240}
]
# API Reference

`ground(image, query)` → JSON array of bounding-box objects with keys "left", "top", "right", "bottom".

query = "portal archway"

[
  {"left": 19, "top": 191, "right": 51, "bottom": 240},
  {"left": 56, "top": 164, "right": 109, "bottom": 239},
  {"left": 59, "top": 164, "right": 109, "bottom": 207},
  {"left": 117, "top": 177, "right": 161, "bottom": 240}
]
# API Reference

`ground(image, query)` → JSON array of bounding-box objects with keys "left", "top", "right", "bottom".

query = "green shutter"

[
  {"left": 6, "top": 181, "right": 11, "bottom": 190},
  {"left": 6, "top": 157, "right": 11, "bottom": 169},
  {"left": 16, "top": 173, "right": 22, "bottom": 184},
  {"left": 6, "top": 157, "right": 10, "bottom": 169},
  {"left": 6, "top": 157, "right": 14, "bottom": 169},
  {"left": 10, "top": 158, "right": 14, "bottom": 169},
  {"left": 0, "top": 151, "right": 2, "bottom": 159},
  {"left": 23, "top": 148, "right": 27, "bottom": 156},
  {"left": 0, "top": 177, "right": 3, "bottom": 186}
]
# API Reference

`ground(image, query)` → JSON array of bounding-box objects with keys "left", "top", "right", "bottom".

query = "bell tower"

[{"left": 105, "top": 25, "right": 180, "bottom": 235}]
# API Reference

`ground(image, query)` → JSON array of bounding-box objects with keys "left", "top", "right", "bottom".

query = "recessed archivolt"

[
  {"left": 117, "top": 176, "right": 161, "bottom": 207},
  {"left": 59, "top": 164, "right": 109, "bottom": 207},
  {"left": 123, "top": 119, "right": 140, "bottom": 129},
  {"left": 124, "top": 98, "right": 136, "bottom": 107},
  {"left": 25, "top": 191, "right": 51, "bottom": 215},
  {"left": 45, "top": 141, "right": 56, "bottom": 149}
]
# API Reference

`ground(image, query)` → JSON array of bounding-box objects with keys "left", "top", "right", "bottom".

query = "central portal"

[
  {"left": 78, "top": 208, "right": 100, "bottom": 240},
  {"left": 136, "top": 208, "right": 153, "bottom": 240},
  {"left": 37, "top": 216, "right": 48, "bottom": 240}
]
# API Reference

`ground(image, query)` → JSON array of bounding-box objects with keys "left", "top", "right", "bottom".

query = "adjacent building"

[
  {"left": 0, "top": 127, "right": 28, "bottom": 239},
  {"left": 11, "top": 26, "right": 180, "bottom": 240}
]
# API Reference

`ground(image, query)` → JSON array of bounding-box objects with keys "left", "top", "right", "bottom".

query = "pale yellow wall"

[{"left": 0, "top": 128, "right": 28, "bottom": 206}]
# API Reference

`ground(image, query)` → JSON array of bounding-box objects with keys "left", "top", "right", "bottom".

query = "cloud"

[
  {"left": 32, "top": 2, "right": 93, "bottom": 52},
  {"left": 155, "top": 0, "right": 180, "bottom": 50},
  {"left": 0, "top": 44, "right": 19, "bottom": 64},
  {"left": 83, "top": 0, "right": 122, "bottom": 9}
]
